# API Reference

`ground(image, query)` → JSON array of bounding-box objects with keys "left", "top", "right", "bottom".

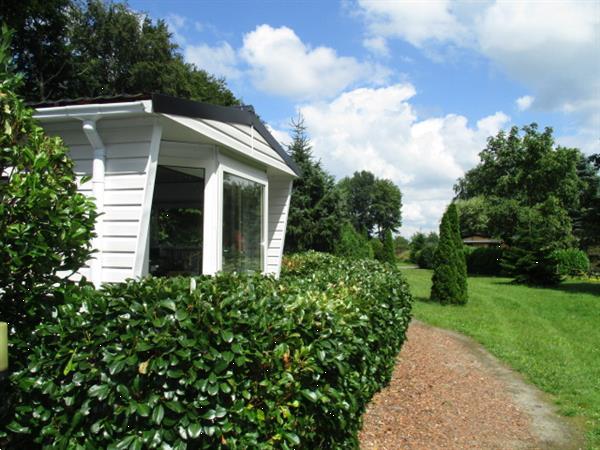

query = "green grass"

[{"left": 403, "top": 269, "right": 600, "bottom": 449}]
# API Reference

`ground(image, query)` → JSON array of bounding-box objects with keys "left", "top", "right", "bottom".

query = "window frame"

[{"left": 218, "top": 156, "right": 268, "bottom": 274}]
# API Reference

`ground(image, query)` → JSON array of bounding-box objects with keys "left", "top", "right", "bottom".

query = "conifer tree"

[
  {"left": 430, "top": 203, "right": 468, "bottom": 305},
  {"left": 380, "top": 229, "right": 396, "bottom": 264}
]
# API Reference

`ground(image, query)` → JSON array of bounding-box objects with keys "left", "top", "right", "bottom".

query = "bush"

[
  {"left": 2, "top": 253, "right": 412, "bottom": 449},
  {"left": 334, "top": 222, "right": 373, "bottom": 259},
  {"left": 379, "top": 229, "right": 396, "bottom": 264},
  {"left": 553, "top": 248, "right": 590, "bottom": 277},
  {"left": 466, "top": 247, "right": 504, "bottom": 276},
  {"left": 415, "top": 244, "right": 437, "bottom": 269},
  {"left": 0, "top": 27, "right": 97, "bottom": 364}
]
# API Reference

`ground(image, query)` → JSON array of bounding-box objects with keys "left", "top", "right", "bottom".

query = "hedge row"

[{"left": 1, "top": 252, "right": 412, "bottom": 449}]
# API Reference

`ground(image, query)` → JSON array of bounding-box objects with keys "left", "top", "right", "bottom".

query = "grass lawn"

[{"left": 402, "top": 269, "right": 600, "bottom": 449}]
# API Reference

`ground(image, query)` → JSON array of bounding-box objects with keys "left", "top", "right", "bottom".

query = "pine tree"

[
  {"left": 430, "top": 204, "right": 468, "bottom": 305},
  {"left": 285, "top": 115, "right": 344, "bottom": 253}
]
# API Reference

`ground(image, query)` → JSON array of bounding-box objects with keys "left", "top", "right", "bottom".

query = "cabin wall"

[
  {"left": 266, "top": 176, "right": 293, "bottom": 277},
  {"left": 42, "top": 117, "right": 154, "bottom": 283}
]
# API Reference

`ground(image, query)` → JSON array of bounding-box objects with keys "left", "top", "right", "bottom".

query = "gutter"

[{"left": 82, "top": 120, "right": 105, "bottom": 288}]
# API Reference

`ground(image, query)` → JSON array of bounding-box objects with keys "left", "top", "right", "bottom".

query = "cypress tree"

[
  {"left": 380, "top": 229, "right": 396, "bottom": 264},
  {"left": 430, "top": 203, "right": 468, "bottom": 305}
]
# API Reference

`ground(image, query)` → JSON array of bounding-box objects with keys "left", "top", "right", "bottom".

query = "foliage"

[
  {"left": 430, "top": 204, "right": 468, "bottom": 305},
  {"left": 393, "top": 235, "right": 409, "bottom": 255},
  {"left": 454, "top": 196, "right": 490, "bottom": 237},
  {"left": 409, "top": 232, "right": 439, "bottom": 268},
  {"left": 1, "top": 253, "right": 412, "bottom": 449},
  {"left": 553, "top": 248, "right": 590, "bottom": 278},
  {"left": 371, "top": 237, "right": 383, "bottom": 261},
  {"left": 455, "top": 124, "right": 582, "bottom": 209},
  {"left": 0, "top": 26, "right": 97, "bottom": 360},
  {"left": 573, "top": 153, "right": 600, "bottom": 254},
  {"left": 465, "top": 247, "right": 504, "bottom": 276},
  {"left": 337, "top": 171, "right": 402, "bottom": 238},
  {"left": 415, "top": 244, "right": 437, "bottom": 270},
  {"left": 405, "top": 268, "right": 600, "bottom": 448},
  {"left": 379, "top": 229, "right": 396, "bottom": 264},
  {"left": 1, "top": 0, "right": 239, "bottom": 105},
  {"left": 285, "top": 116, "right": 344, "bottom": 253},
  {"left": 501, "top": 197, "right": 574, "bottom": 285},
  {"left": 334, "top": 222, "right": 373, "bottom": 260}
]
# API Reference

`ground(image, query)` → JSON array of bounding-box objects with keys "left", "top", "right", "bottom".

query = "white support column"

[
  {"left": 202, "top": 146, "right": 221, "bottom": 275},
  {"left": 82, "top": 120, "right": 105, "bottom": 288},
  {"left": 133, "top": 121, "right": 162, "bottom": 278}
]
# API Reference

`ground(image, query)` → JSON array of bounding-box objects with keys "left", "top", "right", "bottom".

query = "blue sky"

[{"left": 131, "top": 0, "right": 600, "bottom": 237}]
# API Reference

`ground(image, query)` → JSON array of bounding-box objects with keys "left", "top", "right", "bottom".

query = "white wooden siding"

[
  {"left": 42, "top": 118, "right": 153, "bottom": 284},
  {"left": 266, "top": 176, "right": 293, "bottom": 277}
]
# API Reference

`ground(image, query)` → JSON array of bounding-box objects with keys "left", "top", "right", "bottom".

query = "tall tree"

[
  {"left": 1, "top": 0, "right": 239, "bottom": 105},
  {"left": 430, "top": 204, "right": 468, "bottom": 305},
  {"left": 338, "top": 170, "right": 402, "bottom": 237},
  {"left": 455, "top": 124, "right": 581, "bottom": 209},
  {"left": 285, "top": 115, "right": 344, "bottom": 253}
]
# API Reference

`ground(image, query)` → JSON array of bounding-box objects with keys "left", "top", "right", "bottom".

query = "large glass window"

[
  {"left": 149, "top": 166, "right": 204, "bottom": 276},
  {"left": 222, "top": 172, "right": 264, "bottom": 273}
]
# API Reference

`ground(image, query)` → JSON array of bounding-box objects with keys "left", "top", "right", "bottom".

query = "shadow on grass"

[
  {"left": 488, "top": 278, "right": 600, "bottom": 296},
  {"left": 553, "top": 282, "right": 600, "bottom": 297}
]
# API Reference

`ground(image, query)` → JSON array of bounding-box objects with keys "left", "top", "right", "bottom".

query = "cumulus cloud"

[
  {"left": 356, "top": 0, "right": 600, "bottom": 153},
  {"left": 185, "top": 42, "right": 241, "bottom": 79},
  {"left": 240, "top": 25, "right": 389, "bottom": 100},
  {"left": 516, "top": 95, "right": 534, "bottom": 111},
  {"left": 298, "top": 84, "right": 510, "bottom": 236},
  {"left": 363, "top": 36, "right": 390, "bottom": 57},
  {"left": 358, "top": 0, "right": 468, "bottom": 48}
]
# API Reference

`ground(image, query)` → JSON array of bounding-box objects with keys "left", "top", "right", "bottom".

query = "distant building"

[{"left": 462, "top": 234, "right": 503, "bottom": 248}]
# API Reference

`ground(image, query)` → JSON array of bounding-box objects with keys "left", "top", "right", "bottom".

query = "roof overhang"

[{"left": 33, "top": 94, "right": 300, "bottom": 177}]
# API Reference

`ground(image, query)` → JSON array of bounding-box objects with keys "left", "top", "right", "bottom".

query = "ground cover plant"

[
  {"left": 404, "top": 268, "right": 600, "bottom": 448},
  {"left": 1, "top": 253, "right": 412, "bottom": 449}
]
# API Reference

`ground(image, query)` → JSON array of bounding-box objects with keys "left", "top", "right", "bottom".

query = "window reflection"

[
  {"left": 222, "top": 173, "right": 263, "bottom": 273},
  {"left": 149, "top": 166, "right": 204, "bottom": 276}
]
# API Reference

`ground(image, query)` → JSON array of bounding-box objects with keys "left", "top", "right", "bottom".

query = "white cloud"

[
  {"left": 240, "top": 24, "right": 389, "bottom": 100},
  {"left": 358, "top": 0, "right": 469, "bottom": 48},
  {"left": 363, "top": 36, "right": 389, "bottom": 57},
  {"left": 299, "top": 84, "right": 510, "bottom": 236},
  {"left": 166, "top": 14, "right": 188, "bottom": 45},
  {"left": 356, "top": 0, "right": 600, "bottom": 153},
  {"left": 185, "top": 42, "right": 241, "bottom": 79},
  {"left": 516, "top": 95, "right": 534, "bottom": 111},
  {"left": 266, "top": 125, "right": 292, "bottom": 148}
]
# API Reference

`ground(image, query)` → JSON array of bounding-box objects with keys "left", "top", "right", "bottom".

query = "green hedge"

[
  {"left": 1, "top": 252, "right": 412, "bottom": 449},
  {"left": 465, "top": 247, "right": 504, "bottom": 276}
]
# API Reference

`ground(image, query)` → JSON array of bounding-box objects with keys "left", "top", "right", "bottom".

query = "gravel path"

[{"left": 359, "top": 321, "right": 582, "bottom": 450}]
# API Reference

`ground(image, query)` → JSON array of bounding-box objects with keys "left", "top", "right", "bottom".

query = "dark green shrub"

[
  {"left": 2, "top": 253, "right": 412, "bottom": 449},
  {"left": 371, "top": 237, "right": 384, "bottom": 261},
  {"left": 0, "top": 27, "right": 97, "bottom": 364},
  {"left": 553, "top": 248, "right": 590, "bottom": 277},
  {"left": 334, "top": 222, "right": 373, "bottom": 259},
  {"left": 415, "top": 243, "right": 437, "bottom": 269},
  {"left": 431, "top": 204, "right": 468, "bottom": 305},
  {"left": 466, "top": 247, "right": 504, "bottom": 276}
]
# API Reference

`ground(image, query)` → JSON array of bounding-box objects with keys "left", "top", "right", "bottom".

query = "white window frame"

[{"left": 218, "top": 152, "right": 268, "bottom": 274}]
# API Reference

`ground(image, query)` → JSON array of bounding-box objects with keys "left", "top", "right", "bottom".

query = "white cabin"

[{"left": 34, "top": 94, "right": 299, "bottom": 286}]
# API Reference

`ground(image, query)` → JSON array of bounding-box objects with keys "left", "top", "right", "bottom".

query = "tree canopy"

[
  {"left": 338, "top": 170, "right": 402, "bottom": 238},
  {"left": 1, "top": 0, "right": 239, "bottom": 105}
]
